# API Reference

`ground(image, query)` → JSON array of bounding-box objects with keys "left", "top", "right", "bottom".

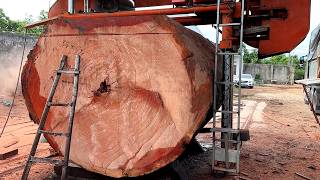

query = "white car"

[{"left": 234, "top": 74, "right": 254, "bottom": 88}]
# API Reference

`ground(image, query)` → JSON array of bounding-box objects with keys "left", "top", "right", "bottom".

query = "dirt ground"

[
  {"left": 0, "top": 91, "right": 53, "bottom": 180},
  {"left": 240, "top": 85, "right": 320, "bottom": 180},
  {"left": 0, "top": 85, "right": 319, "bottom": 180}
]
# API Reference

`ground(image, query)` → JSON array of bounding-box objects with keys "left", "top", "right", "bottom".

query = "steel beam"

[{"left": 26, "top": 4, "right": 231, "bottom": 29}]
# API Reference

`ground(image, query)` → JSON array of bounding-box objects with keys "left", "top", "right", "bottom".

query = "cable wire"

[{"left": 0, "top": 29, "right": 28, "bottom": 138}]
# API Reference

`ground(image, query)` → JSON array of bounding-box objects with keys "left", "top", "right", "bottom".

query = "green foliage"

[
  {"left": 294, "top": 68, "right": 305, "bottom": 80},
  {"left": 263, "top": 54, "right": 288, "bottom": 64},
  {"left": 243, "top": 45, "right": 260, "bottom": 64},
  {"left": 255, "top": 74, "right": 261, "bottom": 80},
  {"left": 0, "top": 9, "right": 10, "bottom": 31},
  {"left": 242, "top": 44, "right": 305, "bottom": 80},
  {"left": 0, "top": 8, "right": 48, "bottom": 36},
  {"left": 39, "top": 10, "right": 48, "bottom": 20},
  {"left": 263, "top": 54, "right": 304, "bottom": 80}
]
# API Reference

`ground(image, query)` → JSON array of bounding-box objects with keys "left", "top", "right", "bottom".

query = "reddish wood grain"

[{"left": 21, "top": 15, "right": 222, "bottom": 177}]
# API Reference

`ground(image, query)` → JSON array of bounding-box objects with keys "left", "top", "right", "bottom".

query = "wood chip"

[
  {"left": 258, "top": 153, "right": 269, "bottom": 156},
  {"left": 295, "top": 172, "right": 312, "bottom": 180},
  {"left": 240, "top": 172, "right": 249, "bottom": 176},
  {"left": 239, "top": 176, "right": 252, "bottom": 180}
]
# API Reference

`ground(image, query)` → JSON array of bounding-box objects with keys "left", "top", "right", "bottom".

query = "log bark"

[{"left": 21, "top": 15, "right": 222, "bottom": 177}]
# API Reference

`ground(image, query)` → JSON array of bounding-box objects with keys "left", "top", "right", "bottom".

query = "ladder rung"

[
  {"left": 30, "top": 156, "right": 64, "bottom": 166},
  {"left": 212, "top": 128, "right": 240, "bottom": 134},
  {"left": 214, "top": 23, "right": 241, "bottom": 27},
  {"left": 56, "top": 70, "right": 80, "bottom": 75},
  {"left": 216, "top": 82, "right": 237, "bottom": 85},
  {"left": 39, "top": 130, "right": 70, "bottom": 137},
  {"left": 63, "top": 68, "right": 75, "bottom": 71},
  {"left": 217, "top": 52, "right": 241, "bottom": 56},
  {"left": 48, "top": 102, "right": 71, "bottom": 107},
  {"left": 215, "top": 138, "right": 239, "bottom": 144},
  {"left": 213, "top": 166, "right": 238, "bottom": 173},
  {"left": 216, "top": 110, "right": 239, "bottom": 114}
]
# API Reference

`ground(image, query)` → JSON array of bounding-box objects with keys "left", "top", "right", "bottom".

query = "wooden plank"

[
  {"left": 295, "top": 79, "right": 320, "bottom": 86},
  {"left": 0, "top": 148, "right": 18, "bottom": 160}
]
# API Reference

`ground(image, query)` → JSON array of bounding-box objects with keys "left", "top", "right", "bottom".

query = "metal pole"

[
  {"left": 221, "top": 54, "right": 233, "bottom": 169},
  {"left": 68, "top": 0, "right": 74, "bottom": 14},
  {"left": 237, "top": 0, "right": 245, "bottom": 130},
  {"left": 222, "top": 55, "right": 233, "bottom": 129},
  {"left": 212, "top": 0, "right": 221, "bottom": 171},
  {"left": 84, "top": 0, "right": 89, "bottom": 13},
  {"left": 236, "top": 0, "right": 246, "bottom": 173}
]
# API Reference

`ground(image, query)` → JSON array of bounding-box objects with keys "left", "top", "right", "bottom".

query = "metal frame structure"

[
  {"left": 212, "top": 0, "right": 245, "bottom": 173},
  {"left": 29, "top": 0, "right": 311, "bottom": 58}
]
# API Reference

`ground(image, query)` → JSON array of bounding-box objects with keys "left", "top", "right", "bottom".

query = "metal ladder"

[
  {"left": 21, "top": 55, "right": 81, "bottom": 180},
  {"left": 212, "top": 0, "right": 245, "bottom": 173}
]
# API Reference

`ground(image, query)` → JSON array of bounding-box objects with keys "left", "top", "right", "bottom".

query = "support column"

[
  {"left": 68, "top": 0, "right": 74, "bottom": 14},
  {"left": 84, "top": 0, "right": 90, "bottom": 13}
]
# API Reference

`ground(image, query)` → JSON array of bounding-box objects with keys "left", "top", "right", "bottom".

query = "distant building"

[{"left": 305, "top": 24, "right": 320, "bottom": 79}]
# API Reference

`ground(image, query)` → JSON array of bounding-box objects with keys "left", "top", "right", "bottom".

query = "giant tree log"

[{"left": 21, "top": 15, "right": 222, "bottom": 177}]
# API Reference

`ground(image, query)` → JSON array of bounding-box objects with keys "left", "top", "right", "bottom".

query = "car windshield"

[{"left": 241, "top": 74, "right": 252, "bottom": 79}]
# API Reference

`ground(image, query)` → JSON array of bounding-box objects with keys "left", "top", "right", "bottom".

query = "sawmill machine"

[{"left": 22, "top": 0, "right": 310, "bottom": 177}]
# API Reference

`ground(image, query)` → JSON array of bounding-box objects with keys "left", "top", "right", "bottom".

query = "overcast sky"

[{"left": 0, "top": 0, "right": 319, "bottom": 57}]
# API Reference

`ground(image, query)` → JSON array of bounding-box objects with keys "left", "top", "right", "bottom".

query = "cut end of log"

[{"left": 21, "top": 15, "right": 222, "bottom": 177}]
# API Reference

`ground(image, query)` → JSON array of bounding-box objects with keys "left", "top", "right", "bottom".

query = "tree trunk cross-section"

[{"left": 21, "top": 15, "right": 222, "bottom": 177}]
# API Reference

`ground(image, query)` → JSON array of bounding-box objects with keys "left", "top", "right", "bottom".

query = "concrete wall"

[
  {"left": 0, "top": 32, "right": 36, "bottom": 96},
  {"left": 243, "top": 63, "right": 294, "bottom": 84}
]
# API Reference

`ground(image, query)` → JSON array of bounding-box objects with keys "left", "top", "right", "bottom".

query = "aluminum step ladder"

[
  {"left": 212, "top": 0, "right": 245, "bottom": 174},
  {"left": 21, "top": 55, "right": 81, "bottom": 180}
]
